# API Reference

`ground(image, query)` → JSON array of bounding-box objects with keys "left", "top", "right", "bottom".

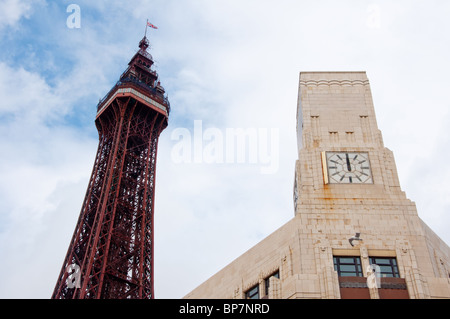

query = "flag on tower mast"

[
  {"left": 145, "top": 19, "right": 158, "bottom": 37},
  {"left": 147, "top": 21, "right": 158, "bottom": 29}
]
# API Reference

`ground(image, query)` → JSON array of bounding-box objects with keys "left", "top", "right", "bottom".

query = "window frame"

[
  {"left": 369, "top": 257, "right": 400, "bottom": 278},
  {"left": 264, "top": 270, "right": 280, "bottom": 296},
  {"left": 245, "top": 284, "right": 259, "bottom": 299},
  {"left": 333, "top": 256, "right": 363, "bottom": 277}
]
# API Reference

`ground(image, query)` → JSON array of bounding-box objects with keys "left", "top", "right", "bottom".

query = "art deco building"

[{"left": 185, "top": 71, "right": 450, "bottom": 299}]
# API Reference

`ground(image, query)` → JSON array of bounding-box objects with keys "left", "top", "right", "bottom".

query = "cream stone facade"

[{"left": 184, "top": 72, "right": 450, "bottom": 299}]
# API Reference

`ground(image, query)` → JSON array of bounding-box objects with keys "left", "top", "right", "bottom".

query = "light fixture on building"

[{"left": 349, "top": 233, "right": 362, "bottom": 247}]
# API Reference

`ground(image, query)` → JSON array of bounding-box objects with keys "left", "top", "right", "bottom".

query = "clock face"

[{"left": 325, "top": 152, "right": 373, "bottom": 184}]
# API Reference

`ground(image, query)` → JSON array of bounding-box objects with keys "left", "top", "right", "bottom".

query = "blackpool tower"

[{"left": 52, "top": 35, "right": 169, "bottom": 299}]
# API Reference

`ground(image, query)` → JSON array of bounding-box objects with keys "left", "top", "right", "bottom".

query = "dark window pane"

[
  {"left": 379, "top": 265, "right": 393, "bottom": 272},
  {"left": 373, "top": 258, "right": 391, "bottom": 265},
  {"left": 246, "top": 285, "right": 259, "bottom": 299},
  {"left": 340, "top": 265, "right": 357, "bottom": 272},
  {"left": 339, "top": 258, "right": 356, "bottom": 264},
  {"left": 340, "top": 272, "right": 357, "bottom": 277}
]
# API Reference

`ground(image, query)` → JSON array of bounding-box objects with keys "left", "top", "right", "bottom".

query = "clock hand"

[{"left": 346, "top": 153, "right": 352, "bottom": 171}]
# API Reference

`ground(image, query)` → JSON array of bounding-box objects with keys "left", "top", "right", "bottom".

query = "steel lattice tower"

[{"left": 52, "top": 36, "right": 169, "bottom": 299}]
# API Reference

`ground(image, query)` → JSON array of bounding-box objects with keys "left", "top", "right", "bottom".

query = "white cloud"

[
  {"left": 0, "top": 63, "right": 66, "bottom": 123},
  {"left": 0, "top": 0, "right": 35, "bottom": 30},
  {"left": 0, "top": 60, "right": 97, "bottom": 298}
]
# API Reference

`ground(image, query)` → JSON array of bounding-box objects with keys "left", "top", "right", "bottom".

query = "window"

[
  {"left": 245, "top": 285, "right": 259, "bottom": 299},
  {"left": 333, "top": 256, "right": 363, "bottom": 277},
  {"left": 369, "top": 257, "right": 400, "bottom": 278},
  {"left": 264, "top": 271, "right": 280, "bottom": 296}
]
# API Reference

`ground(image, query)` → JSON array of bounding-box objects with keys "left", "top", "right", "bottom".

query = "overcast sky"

[{"left": 1, "top": 0, "right": 450, "bottom": 299}]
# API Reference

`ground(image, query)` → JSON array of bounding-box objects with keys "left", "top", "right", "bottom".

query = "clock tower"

[
  {"left": 291, "top": 72, "right": 443, "bottom": 298},
  {"left": 295, "top": 71, "right": 401, "bottom": 202},
  {"left": 185, "top": 72, "right": 450, "bottom": 299}
]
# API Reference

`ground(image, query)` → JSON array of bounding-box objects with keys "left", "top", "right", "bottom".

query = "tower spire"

[
  {"left": 139, "top": 35, "right": 150, "bottom": 52},
  {"left": 141, "top": 19, "right": 158, "bottom": 52},
  {"left": 145, "top": 19, "right": 148, "bottom": 38}
]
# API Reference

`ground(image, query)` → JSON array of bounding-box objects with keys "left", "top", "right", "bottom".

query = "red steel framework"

[{"left": 52, "top": 36, "right": 169, "bottom": 299}]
